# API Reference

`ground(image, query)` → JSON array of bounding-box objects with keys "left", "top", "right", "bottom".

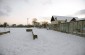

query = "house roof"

[
  {"left": 70, "top": 18, "right": 76, "bottom": 22},
  {"left": 51, "top": 15, "right": 78, "bottom": 22},
  {"left": 78, "top": 18, "right": 85, "bottom": 20}
]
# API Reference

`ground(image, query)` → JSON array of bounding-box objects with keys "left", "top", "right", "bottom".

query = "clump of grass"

[
  {"left": 26, "top": 29, "right": 32, "bottom": 32},
  {"left": 26, "top": 29, "right": 38, "bottom": 40},
  {"left": 33, "top": 35, "right": 38, "bottom": 40},
  {"left": 0, "top": 31, "right": 10, "bottom": 35},
  {"left": 32, "top": 30, "right": 38, "bottom": 40},
  {"left": 0, "top": 32, "right": 4, "bottom": 35}
]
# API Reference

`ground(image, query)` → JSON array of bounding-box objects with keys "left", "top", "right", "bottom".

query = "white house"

[
  {"left": 49, "top": 15, "right": 78, "bottom": 31},
  {"left": 51, "top": 16, "right": 78, "bottom": 24}
]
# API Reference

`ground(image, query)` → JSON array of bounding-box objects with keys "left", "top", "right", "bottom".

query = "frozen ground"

[{"left": 0, "top": 28, "right": 85, "bottom": 55}]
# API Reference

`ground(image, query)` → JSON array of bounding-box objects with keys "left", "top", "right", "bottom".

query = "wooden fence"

[{"left": 49, "top": 20, "right": 85, "bottom": 37}]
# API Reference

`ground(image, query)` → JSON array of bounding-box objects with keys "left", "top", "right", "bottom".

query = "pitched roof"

[
  {"left": 70, "top": 18, "right": 76, "bottom": 22},
  {"left": 51, "top": 15, "right": 78, "bottom": 22},
  {"left": 78, "top": 18, "right": 85, "bottom": 20},
  {"left": 51, "top": 16, "right": 55, "bottom": 21}
]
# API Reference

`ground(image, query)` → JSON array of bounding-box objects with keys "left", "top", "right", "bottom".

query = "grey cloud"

[
  {"left": 0, "top": 0, "right": 29, "bottom": 17},
  {"left": 0, "top": 11, "right": 6, "bottom": 16},
  {"left": 23, "top": 0, "right": 29, "bottom": 2},
  {"left": 0, "top": 6, "right": 11, "bottom": 16},
  {"left": 75, "top": 9, "right": 85, "bottom": 15},
  {"left": 0, "top": 0, "right": 3, "bottom": 2},
  {"left": 0, "top": 0, "right": 11, "bottom": 17}
]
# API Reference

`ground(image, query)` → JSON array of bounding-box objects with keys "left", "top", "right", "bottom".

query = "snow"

[
  {"left": 0, "top": 28, "right": 85, "bottom": 55},
  {"left": 0, "top": 28, "right": 10, "bottom": 32},
  {"left": 52, "top": 15, "right": 78, "bottom": 22}
]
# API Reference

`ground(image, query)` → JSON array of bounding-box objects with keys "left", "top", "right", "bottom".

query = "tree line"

[{"left": 0, "top": 18, "right": 49, "bottom": 28}]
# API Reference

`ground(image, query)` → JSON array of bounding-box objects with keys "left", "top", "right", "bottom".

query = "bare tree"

[
  {"left": 11, "top": 24, "right": 16, "bottom": 27},
  {"left": 32, "top": 18, "right": 37, "bottom": 27},
  {"left": 3, "top": 22, "right": 8, "bottom": 27},
  {"left": 3, "top": 22, "right": 9, "bottom": 32},
  {"left": 42, "top": 21, "right": 48, "bottom": 28}
]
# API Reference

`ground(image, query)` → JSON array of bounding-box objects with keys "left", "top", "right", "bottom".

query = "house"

[
  {"left": 51, "top": 16, "right": 78, "bottom": 24},
  {"left": 77, "top": 18, "right": 85, "bottom": 33},
  {"left": 51, "top": 16, "right": 65, "bottom": 25},
  {"left": 50, "top": 15, "right": 78, "bottom": 31},
  {"left": 49, "top": 15, "right": 85, "bottom": 36},
  {"left": 70, "top": 18, "right": 77, "bottom": 22}
]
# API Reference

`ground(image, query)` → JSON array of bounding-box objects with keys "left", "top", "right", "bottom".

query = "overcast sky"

[{"left": 0, "top": 0, "right": 85, "bottom": 25}]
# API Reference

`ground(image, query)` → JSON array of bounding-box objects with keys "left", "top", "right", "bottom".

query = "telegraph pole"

[
  {"left": 27, "top": 18, "right": 28, "bottom": 25},
  {"left": 27, "top": 18, "right": 29, "bottom": 27}
]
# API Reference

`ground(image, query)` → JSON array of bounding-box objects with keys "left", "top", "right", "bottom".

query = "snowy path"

[{"left": 0, "top": 28, "right": 85, "bottom": 55}]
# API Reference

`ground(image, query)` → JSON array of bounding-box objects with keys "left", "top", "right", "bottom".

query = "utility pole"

[
  {"left": 27, "top": 18, "right": 29, "bottom": 27},
  {"left": 27, "top": 18, "right": 28, "bottom": 25}
]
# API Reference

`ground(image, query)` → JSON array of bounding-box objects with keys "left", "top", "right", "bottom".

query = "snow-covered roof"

[
  {"left": 52, "top": 15, "right": 78, "bottom": 22},
  {"left": 78, "top": 18, "right": 85, "bottom": 20}
]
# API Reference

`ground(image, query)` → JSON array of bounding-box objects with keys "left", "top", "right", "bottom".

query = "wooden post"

[
  {"left": 32, "top": 30, "right": 38, "bottom": 40},
  {"left": 82, "top": 20, "right": 83, "bottom": 36}
]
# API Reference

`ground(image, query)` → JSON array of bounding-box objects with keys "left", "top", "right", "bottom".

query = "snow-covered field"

[{"left": 0, "top": 28, "right": 85, "bottom": 55}]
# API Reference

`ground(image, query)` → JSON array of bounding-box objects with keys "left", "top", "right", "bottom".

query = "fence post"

[
  {"left": 82, "top": 20, "right": 83, "bottom": 36},
  {"left": 76, "top": 21, "right": 78, "bottom": 35},
  {"left": 68, "top": 22, "right": 69, "bottom": 33}
]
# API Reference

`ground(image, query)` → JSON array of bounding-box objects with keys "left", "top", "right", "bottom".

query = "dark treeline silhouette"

[
  {"left": 10, "top": 24, "right": 34, "bottom": 28},
  {"left": 0, "top": 22, "right": 34, "bottom": 28},
  {"left": 0, "top": 22, "right": 9, "bottom": 27},
  {"left": 0, "top": 21, "right": 48, "bottom": 28},
  {"left": 32, "top": 18, "right": 48, "bottom": 28}
]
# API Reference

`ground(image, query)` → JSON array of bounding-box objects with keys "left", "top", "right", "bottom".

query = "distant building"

[
  {"left": 51, "top": 16, "right": 78, "bottom": 24},
  {"left": 70, "top": 18, "right": 77, "bottom": 22},
  {"left": 50, "top": 15, "right": 78, "bottom": 31},
  {"left": 49, "top": 16, "right": 85, "bottom": 36}
]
